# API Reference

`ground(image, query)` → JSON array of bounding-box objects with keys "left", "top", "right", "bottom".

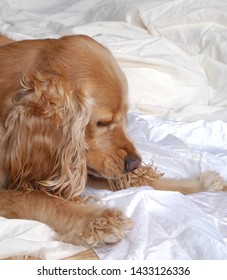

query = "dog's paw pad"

[{"left": 200, "top": 171, "right": 224, "bottom": 191}]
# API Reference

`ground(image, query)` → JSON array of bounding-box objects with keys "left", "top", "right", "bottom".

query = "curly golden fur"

[{"left": 0, "top": 34, "right": 226, "bottom": 248}]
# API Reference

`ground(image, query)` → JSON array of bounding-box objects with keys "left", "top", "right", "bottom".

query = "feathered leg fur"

[{"left": 0, "top": 190, "right": 132, "bottom": 247}]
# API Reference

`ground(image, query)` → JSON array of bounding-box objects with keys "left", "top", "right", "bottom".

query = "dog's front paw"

[
  {"left": 83, "top": 208, "right": 133, "bottom": 247},
  {"left": 62, "top": 207, "right": 133, "bottom": 247},
  {"left": 200, "top": 171, "right": 225, "bottom": 191}
]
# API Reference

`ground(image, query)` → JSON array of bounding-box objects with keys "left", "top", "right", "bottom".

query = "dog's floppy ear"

[{"left": 4, "top": 71, "right": 93, "bottom": 199}]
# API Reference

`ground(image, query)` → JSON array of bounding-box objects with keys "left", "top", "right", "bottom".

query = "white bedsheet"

[{"left": 0, "top": 0, "right": 227, "bottom": 260}]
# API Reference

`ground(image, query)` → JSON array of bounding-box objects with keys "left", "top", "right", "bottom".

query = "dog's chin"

[{"left": 87, "top": 167, "right": 125, "bottom": 180}]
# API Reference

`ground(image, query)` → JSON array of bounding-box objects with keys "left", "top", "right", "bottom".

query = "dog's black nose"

[{"left": 124, "top": 155, "right": 142, "bottom": 172}]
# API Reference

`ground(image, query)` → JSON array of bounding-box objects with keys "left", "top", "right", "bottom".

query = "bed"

[{"left": 0, "top": 0, "right": 227, "bottom": 260}]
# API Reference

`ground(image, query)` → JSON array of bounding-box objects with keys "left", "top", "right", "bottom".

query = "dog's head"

[
  {"left": 55, "top": 35, "right": 142, "bottom": 180},
  {"left": 1, "top": 35, "right": 141, "bottom": 198}
]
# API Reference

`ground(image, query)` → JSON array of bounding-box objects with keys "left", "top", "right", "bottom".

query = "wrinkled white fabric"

[
  {"left": 128, "top": 113, "right": 227, "bottom": 180},
  {"left": 0, "top": 217, "right": 87, "bottom": 259},
  {"left": 91, "top": 187, "right": 227, "bottom": 260},
  {"left": 0, "top": 0, "right": 227, "bottom": 260}
]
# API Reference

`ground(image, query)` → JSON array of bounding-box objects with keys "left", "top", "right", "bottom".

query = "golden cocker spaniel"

[{"left": 0, "top": 35, "right": 225, "bottom": 247}]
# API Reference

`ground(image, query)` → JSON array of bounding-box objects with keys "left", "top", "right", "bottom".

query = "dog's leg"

[
  {"left": 0, "top": 190, "right": 132, "bottom": 247},
  {"left": 88, "top": 166, "right": 226, "bottom": 194},
  {"left": 151, "top": 171, "right": 226, "bottom": 194}
]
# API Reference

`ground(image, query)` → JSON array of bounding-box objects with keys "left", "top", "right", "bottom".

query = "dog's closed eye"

[{"left": 96, "top": 120, "right": 112, "bottom": 127}]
